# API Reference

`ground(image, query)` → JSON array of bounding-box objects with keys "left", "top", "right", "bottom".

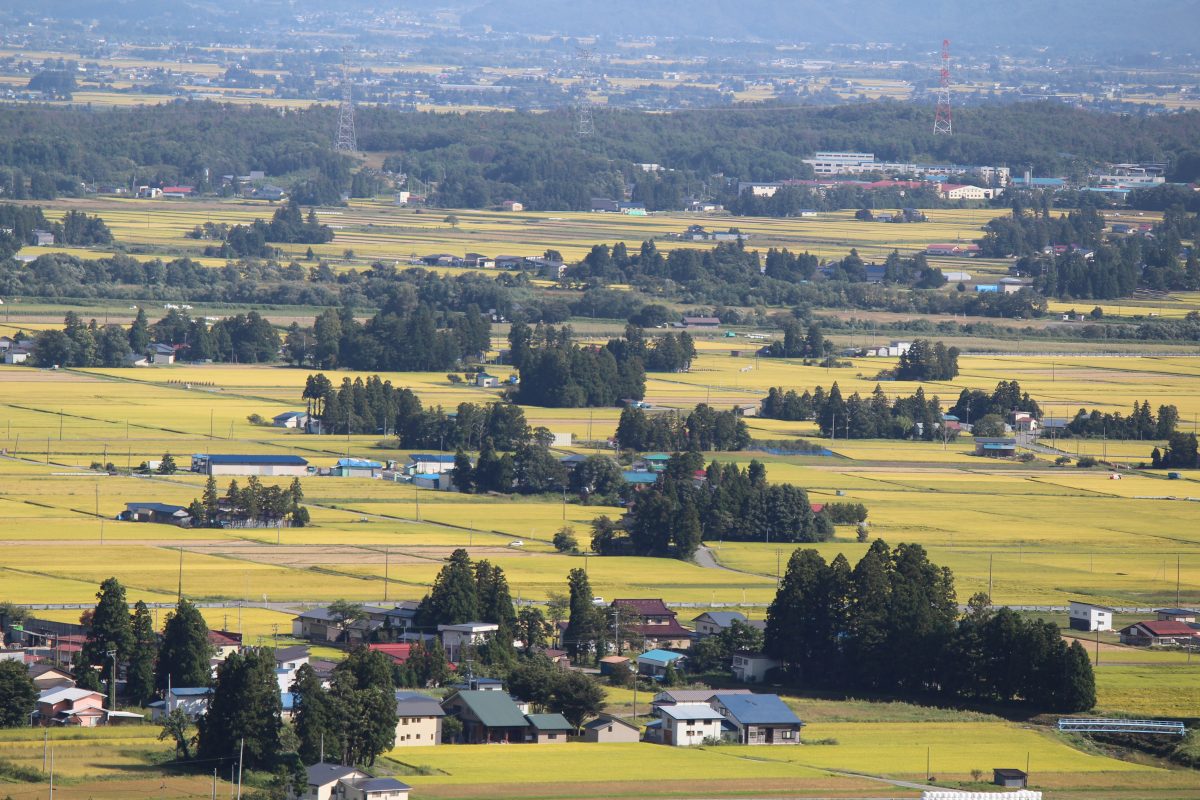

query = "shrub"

[
  {"left": 1077, "top": 456, "right": 1098, "bottom": 468},
  {"left": 1055, "top": 455, "right": 1072, "bottom": 465}
]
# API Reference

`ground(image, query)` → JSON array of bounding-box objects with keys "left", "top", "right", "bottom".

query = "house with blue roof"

[
  {"left": 648, "top": 703, "right": 725, "bottom": 746},
  {"left": 119, "top": 502, "right": 192, "bottom": 527},
  {"left": 710, "top": 692, "right": 803, "bottom": 745},
  {"left": 635, "top": 649, "right": 686, "bottom": 679},
  {"left": 622, "top": 470, "right": 659, "bottom": 486},
  {"left": 333, "top": 458, "right": 384, "bottom": 478}
]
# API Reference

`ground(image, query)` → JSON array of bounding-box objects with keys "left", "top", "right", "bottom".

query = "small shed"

[
  {"left": 993, "top": 768, "right": 1028, "bottom": 788},
  {"left": 475, "top": 372, "right": 499, "bottom": 388},
  {"left": 581, "top": 715, "right": 640, "bottom": 743}
]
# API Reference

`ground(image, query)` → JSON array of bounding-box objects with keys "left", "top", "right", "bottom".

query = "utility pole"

[
  {"left": 106, "top": 649, "right": 117, "bottom": 710},
  {"left": 988, "top": 554, "right": 994, "bottom": 602},
  {"left": 177, "top": 546, "right": 184, "bottom": 601},
  {"left": 236, "top": 738, "right": 245, "bottom": 800},
  {"left": 212, "top": 768, "right": 218, "bottom": 800},
  {"left": 49, "top": 747, "right": 54, "bottom": 800},
  {"left": 384, "top": 546, "right": 390, "bottom": 602},
  {"left": 1177, "top": 555, "right": 1181, "bottom": 607}
]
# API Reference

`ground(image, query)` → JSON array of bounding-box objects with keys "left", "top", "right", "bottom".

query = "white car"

[{"left": 507, "top": 540, "right": 524, "bottom": 547}]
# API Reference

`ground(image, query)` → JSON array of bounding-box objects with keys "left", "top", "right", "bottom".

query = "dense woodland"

[
  {"left": 765, "top": 543, "right": 1095, "bottom": 711},
  {"left": 592, "top": 454, "right": 831, "bottom": 559}
]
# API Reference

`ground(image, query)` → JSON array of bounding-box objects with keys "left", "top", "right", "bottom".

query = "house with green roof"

[
  {"left": 441, "top": 689, "right": 531, "bottom": 744},
  {"left": 525, "top": 712, "right": 572, "bottom": 743}
]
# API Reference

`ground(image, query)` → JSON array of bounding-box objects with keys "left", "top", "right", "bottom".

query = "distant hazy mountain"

[{"left": 461, "top": 0, "right": 1199, "bottom": 53}]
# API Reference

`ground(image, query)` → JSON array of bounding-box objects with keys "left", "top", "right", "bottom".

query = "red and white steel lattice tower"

[{"left": 933, "top": 39, "right": 952, "bottom": 135}]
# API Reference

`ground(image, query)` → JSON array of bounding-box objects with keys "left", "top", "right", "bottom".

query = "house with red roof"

[
  {"left": 368, "top": 643, "right": 414, "bottom": 665},
  {"left": 1118, "top": 620, "right": 1199, "bottom": 647},
  {"left": 610, "top": 599, "right": 693, "bottom": 650}
]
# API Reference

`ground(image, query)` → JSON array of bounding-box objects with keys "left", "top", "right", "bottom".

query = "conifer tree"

[
  {"left": 82, "top": 578, "right": 134, "bottom": 671},
  {"left": 155, "top": 599, "right": 214, "bottom": 691},
  {"left": 197, "top": 648, "right": 282, "bottom": 770},
  {"left": 126, "top": 601, "right": 158, "bottom": 706},
  {"left": 417, "top": 549, "right": 479, "bottom": 626}
]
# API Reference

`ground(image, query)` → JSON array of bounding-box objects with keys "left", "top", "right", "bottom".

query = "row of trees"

[
  {"left": 761, "top": 383, "right": 949, "bottom": 442},
  {"left": 73, "top": 579, "right": 214, "bottom": 708},
  {"left": 758, "top": 320, "right": 827, "bottom": 359},
  {"left": 302, "top": 373, "right": 532, "bottom": 447},
  {"left": 592, "top": 454, "right": 832, "bottom": 559},
  {"left": 765, "top": 543, "right": 1095, "bottom": 711},
  {"left": 201, "top": 200, "right": 334, "bottom": 258},
  {"left": 615, "top": 404, "right": 752, "bottom": 452},
  {"left": 1059, "top": 402, "right": 1179, "bottom": 440}
]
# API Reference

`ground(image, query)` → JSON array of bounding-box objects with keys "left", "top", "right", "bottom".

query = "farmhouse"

[
  {"left": 925, "top": 243, "right": 982, "bottom": 257},
  {"left": 119, "top": 502, "right": 191, "bottom": 526},
  {"left": 438, "top": 621, "right": 500, "bottom": 661},
  {"left": 1118, "top": 620, "right": 1198, "bottom": 647},
  {"left": 303, "top": 764, "right": 411, "bottom": 800},
  {"left": 581, "top": 714, "right": 641, "bottom": 743},
  {"left": 682, "top": 316, "right": 721, "bottom": 328},
  {"left": 208, "top": 630, "right": 242, "bottom": 660},
  {"left": 4, "top": 347, "right": 30, "bottom": 364},
  {"left": 440, "top": 690, "right": 530, "bottom": 744},
  {"left": 148, "top": 687, "right": 213, "bottom": 721},
  {"left": 31, "top": 229, "right": 55, "bottom": 246},
  {"left": 731, "top": 651, "right": 782, "bottom": 684},
  {"left": 648, "top": 704, "right": 725, "bottom": 746},
  {"left": 191, "top": 453, "right": 309, "bottom": 477},
  {"left": 973, "top": 437, "right": 1017, "bottom": 458},
  {"left": 1068, "top": 601, "right": 1114, "bottom": 632},
  {"left": 635, "top": 648, "right": 686, "bottom": 679},
  {"left": 1155, "top": 608, "right": 1198, "bottom": 623},
  {"left": 272, "top": 411, "right": 310, "bottom": 429},
  {"left": 611, "top": 599, "right": 693, "bottom": 650},
  {"left": 710, "top": 692, "right": 803, "bottom": 745},
  {"left": 692, "top": 611, "right": 748, "bottom": 637},
  {"left": 28, "top": 664, "right": 75, "bottom": 691},
  {"left": 149, "top": 343, "right": 176, "bottom": 364},
  {"left": 393, "top": 691, "right": 445, "bottom": 746},
  {"left": 36, "top": 687, "right": 107, "bottom": 727}
]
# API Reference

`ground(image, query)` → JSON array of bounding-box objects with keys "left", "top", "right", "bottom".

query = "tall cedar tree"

[
  {"left": 0, "top": 660, "right": 37, "bottom": 727},
  {"left": 329, "top": 648, "right": 398, "bottom": 766},
  {"left": 197, "top": 648, "right": 283, "bottom": 770},
  {"left": 292, "top": 663, "right": 340, "bottom": 764},
  {"left": 417, "top": 549, "right": 479, "bottom": 626},
  {"left": 564, "top": 568, "right": 605, "bottom": 662},
  {"left": 126, "top": 601, "right": 158, "bottom": 706},
  {"left": 155, "top": 599, "right": 214, "bottom": 691},
  {"left": 82, "top": 577, "right": 134, "bottom": 671}
]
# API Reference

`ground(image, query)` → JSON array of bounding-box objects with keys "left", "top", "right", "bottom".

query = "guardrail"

[{"left": 1058, "top": 718, "right": 1186, "bottom": 735}]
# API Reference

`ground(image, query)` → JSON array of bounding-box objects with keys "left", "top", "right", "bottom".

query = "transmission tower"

[
  {"left": 573, "top": 47, "right": 596, "bottom": 138},
  {"left": 335, "top": 66, "right": 357, "bottom": 152},
  {"left": 933, "top": 39, "right": 953, "bottom": 135}
]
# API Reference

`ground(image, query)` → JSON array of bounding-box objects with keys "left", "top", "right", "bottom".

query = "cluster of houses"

[{"left": 1069, "top": 602, "right": 1200, "bottom": 648}]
